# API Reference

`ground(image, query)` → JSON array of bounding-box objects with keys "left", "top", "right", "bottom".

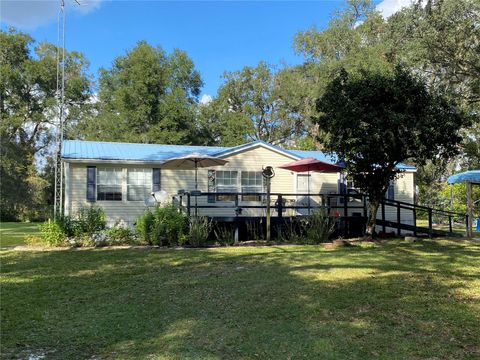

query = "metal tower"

[{"left": 53, "top": 0, "right": 66, "bottom": 218}]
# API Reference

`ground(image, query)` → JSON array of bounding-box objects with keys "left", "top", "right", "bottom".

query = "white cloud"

[
  {"left": 200, "top": 94, "right": 213, "bottom": 105},
  {"left": 1, "top": 0, "right": 103, "bottom": 29},
  {"left": 376, "top": 0, "right": 414, "bottom": 18}
]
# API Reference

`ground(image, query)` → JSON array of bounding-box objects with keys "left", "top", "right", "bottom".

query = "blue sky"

[{"left": 1, "top": 0, "right": 407, "bottom": 100}]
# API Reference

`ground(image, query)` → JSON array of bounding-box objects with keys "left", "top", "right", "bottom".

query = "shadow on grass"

[{"left": 1, "top": 239, "right": 479, "bottom": 359}]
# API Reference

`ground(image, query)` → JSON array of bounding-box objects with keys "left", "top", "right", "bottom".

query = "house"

[{"left": 61, "top": 140, "right": 416, "bottom": 230}]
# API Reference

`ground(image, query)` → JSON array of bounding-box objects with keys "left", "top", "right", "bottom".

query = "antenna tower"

[{"left": 53, "top": 0, "right": 66, "bottom": 218}]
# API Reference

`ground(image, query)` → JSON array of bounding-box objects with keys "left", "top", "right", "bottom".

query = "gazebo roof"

[{"left": 447, "top": 170, "right": 480, "bottom": 185}]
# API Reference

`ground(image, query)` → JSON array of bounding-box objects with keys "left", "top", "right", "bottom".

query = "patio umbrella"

[
  {"left": 279, "top": 157, "right": 344, "bottom": 214},
  {"left": 162, "top": 152, "right": 229, "bottom": 214}
]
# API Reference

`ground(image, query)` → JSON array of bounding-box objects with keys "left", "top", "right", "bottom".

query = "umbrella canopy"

[
  {"left": 163, "top": 152, "right": 228, "bottom": 216},
  {"left": 162, "top": 152, "right": 228, "bottom": 170},
  {"left": 279, "top": 157, "right": 344, "bottom": 173},
  {"left": 163, "top": 152, "right": 228, "bottom": 189},
  {"left": 447, "top": 170, "right": 480, "bottom": 185}
]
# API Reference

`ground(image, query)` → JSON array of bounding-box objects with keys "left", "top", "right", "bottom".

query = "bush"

[
  {"left": 213, "top": 223, "right": 235, "bottom": 246},
  {"left": 188, "top": 216, "right": 212, "bottom": 247},
  {"left": 136, "top": 209, "right": 155, "bottom": 245},
  {"left": 56, "top": 214, "right": 76, "bottom": 237},
  {"left": 302, "top": 210, "right": 337, "bottom": 244},
  {"left": 277, "top": 218, "right": 303, "bottom": 244},
  {"left": 74, "top": 206, "right": 106, "bottom": 236},
  {"left": 246, "top": 220, "right": 264, "bottom": 240},
  {"left": 106, "top": 225, "right": 136, "bottom": 245},
  {"left": 135, "top": 204, "right": 188, "bottom": 246},
  {"left": 39, "top": 220, "right": 66, "bottom": 246},
  {"left": 151, "top": 205, "right": 188, "bottom": 246}
]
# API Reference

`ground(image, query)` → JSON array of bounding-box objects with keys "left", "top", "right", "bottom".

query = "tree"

[
  {"left": 202, "top": 62, "right": 307, "bottom": 146},
  {"left": 388, "top": 0, "right": 480, "bottom": 111},
  {"left": 316, "top": 67, "right": 470, "bottom": 236},
  {"left": 78, "top": 42, "right": 203, "bottom": 145},
  {"left": 0, "top": 28, "right": 92, "bottom": 220}
]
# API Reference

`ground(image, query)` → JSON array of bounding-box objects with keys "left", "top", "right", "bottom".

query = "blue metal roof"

[
  {"left": 447, "top": 170, "right": 480, "bottom": 184},
  {"left": 62, "top": 139, "right": 416, "bottom": 170},
  {"left": 62, "top": 140, "right": 227, "bottom": 162}
]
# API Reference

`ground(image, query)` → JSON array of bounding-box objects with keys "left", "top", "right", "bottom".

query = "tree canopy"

[
  {"left": 78, "top": 42, "right": 203, "bottom": 145},
  {"left": 316, "top": 67, "right": 470, "bottom": 235},
  {"left": 199, "top": 62, "right": 308, "bottom": 146},
  {"left": 0, "top": 29, "right": 91, "bottom": 220}
]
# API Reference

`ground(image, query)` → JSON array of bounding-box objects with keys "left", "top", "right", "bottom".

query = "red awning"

[{"left": 279, "top": 157, "right": 344, "bottom": 173}]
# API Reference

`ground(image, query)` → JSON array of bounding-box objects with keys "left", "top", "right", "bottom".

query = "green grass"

[
  {"left": 0, "top": 222, "right": 40, "bottom": 247},
  {"left": 1, "top": 239, "right": 479, "bottom": 359},
  {"left": 416, "top": 219, "right": 480, "bottom": 237}
]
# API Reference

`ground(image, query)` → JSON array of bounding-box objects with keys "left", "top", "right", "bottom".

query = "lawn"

[
  {"left": 0, "top": 222, "right": 40, "bottom": 247},
  {"left": 1, "top": 239, "right": 479, "bottom": 359}
]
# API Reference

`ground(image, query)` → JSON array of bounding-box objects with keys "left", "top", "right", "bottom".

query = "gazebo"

[{"left": 447, "top": 170, "right": 480, "bottom": 237}]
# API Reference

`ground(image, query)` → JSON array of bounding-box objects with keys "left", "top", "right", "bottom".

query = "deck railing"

[{"left": 172, "top": 191, "right": 468, "bottom": 237}]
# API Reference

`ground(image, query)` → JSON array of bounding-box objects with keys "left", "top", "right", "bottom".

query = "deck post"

[
  {"left": 466, "top": 182, "right": 473, "bottom": 237},
  {"left": 413, "top": 207, "right": 417, "bottom": 237},
  {"left": 234, "top": 194, "right": 239, "bottom": 244},
  {"left": 277, "top": 195, "right": 283, "bottom": 219},
  {"left": 397, "top": 202, "right": 401, "bottom": 236},
  {"left": 449, "top": 215, "right": 453, "bottom": 234},
  {"left": 363, "top": 195, "right": 367, "bottom": 235},
  {"left": 381, "top": 201, "right": 386, "bottom": 233},
  {"left": 266, "top": 179, "right": 271, "bottom": 242},
  {"left": 277, "top": 195, "right": 283, "bottom": 238},
  {"left": 343, "top": 194, "right": 348, "bottom": 237},
  {"left": 186, "top": 193, "right": 191, "bottom": 217},
  {"left": 428, "top": 208, "right": 433, "bottom": 238},
  {"left": 465, "top": 214, "right": 469, "bottom": 237}
]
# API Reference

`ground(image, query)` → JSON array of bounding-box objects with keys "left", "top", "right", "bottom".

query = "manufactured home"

[{"left": 61, "top": 140, "right": 416, "bottom": 233}]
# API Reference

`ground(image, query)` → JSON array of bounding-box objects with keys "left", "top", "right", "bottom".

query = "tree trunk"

[{"left": 365, "top": 198, "right": 380, "bottom": 237}]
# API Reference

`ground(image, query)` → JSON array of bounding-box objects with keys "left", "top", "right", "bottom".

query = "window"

[
  {"left": 97, "top": 168, "right": 123, "bottom": 201},
  {"left": 215, "top": 171, "right": 238, "bottom": 201},
  {"left": 241, "top": 171, "right": 264, "bottom": 201},
  {"left": 297, "top": 174, "right": 311, "bottom": 193},
  {"left": 127, "top": 168, "right": 152, "bottom": 201}
]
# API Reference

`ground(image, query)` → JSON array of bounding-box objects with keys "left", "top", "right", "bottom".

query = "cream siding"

[{"left": 65, "top": 144, "right": 416, "bottom": 232}]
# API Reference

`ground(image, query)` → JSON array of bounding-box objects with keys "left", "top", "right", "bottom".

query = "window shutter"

[
  {"left": 338, "top": 173, "right": 347, "bottom": 204},
  {"left": 152, "top": 168, "right": 161, "bottom": 192},
  {"left": 208, "top": 170, "right": 216, "bottom": 203},
  {"left": 86, "top": 166, "right": 96, "bottom": 202},
  {"left": 338, "top": 173, "right": 347, "bottom": 194},
  {"left": 387, "top": 182, "right": 395, "bottom": 200}
]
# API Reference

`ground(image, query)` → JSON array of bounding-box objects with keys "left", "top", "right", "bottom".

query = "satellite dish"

[
  {"left": 151, "top": 190, "right": 168, "bottom": 204},
  {"left": 144, "top": 197, "right": 156, "bottom": 207}
]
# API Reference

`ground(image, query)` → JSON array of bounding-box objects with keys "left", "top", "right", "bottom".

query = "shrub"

[
  {"left": 106, "top": 225, "right": 136, "bottom": 245},
  {"left": 213, "top": 223, "right": 235, "bottom": 246},
  {"left": 151, "top": 205, "right": 188, "bottom": 246},
  {"left": 245, "top": 220, "right": 264, "bottom": 240},
  {"left": 74, "top": 206, "right": 106, "bottom": 236},
  {"left": 39, "top": 220, "right": 66, "bottom": 246},
  {"left": 277, "top": 218, "right": 303, "bottom": 244},
  {"left": 136, "top": 209, "right": 155, "bottom": 245},
  {"left": 188, "top": 216, "right": 212, "bottom": 247},
  {"left": 56, "top": 214, "right": 76, "bottom": 237},
  {"left": 302, "top": 210, "right": 337, "bottom": 244},
  {"left": 135, "top": 204, "right": 188, "bottom": 246}
]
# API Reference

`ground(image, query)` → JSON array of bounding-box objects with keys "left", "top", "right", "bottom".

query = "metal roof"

[
  {"left": 62, "top": 140, "right": 227, "bottom": 162},
  {"left": 447, "top": 170, "right": 480, "bottom": 184},
  {"left": 62, "top": 139, "right": 416, "bottom": 170}
]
